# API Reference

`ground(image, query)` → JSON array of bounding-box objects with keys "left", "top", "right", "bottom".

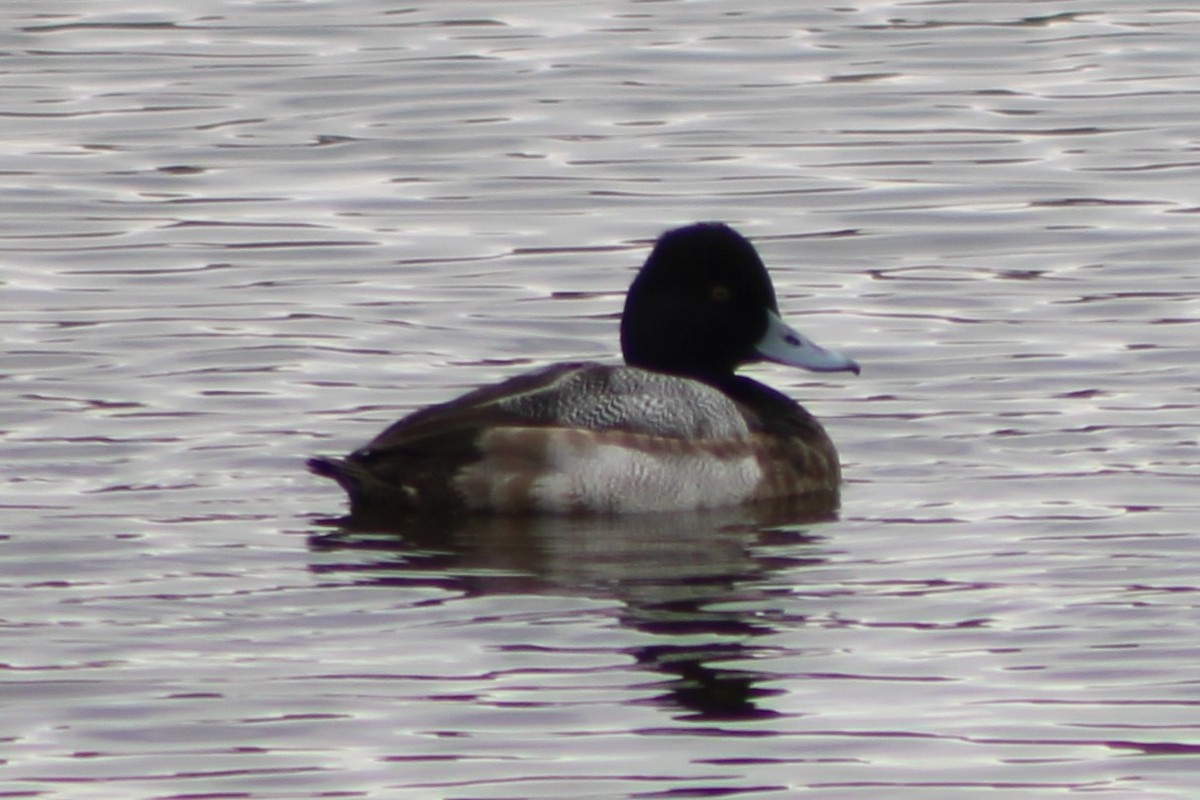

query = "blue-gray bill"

[{"left": 755, "top": 310, "right": 860, "bottom": 374}]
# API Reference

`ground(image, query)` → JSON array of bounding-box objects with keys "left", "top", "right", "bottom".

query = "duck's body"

[
  {"left": 309, "top": 361, "right": 840, "bottom": 514},
  {"left": 309, "top": 223, "right": 858, "bottom": 515}
]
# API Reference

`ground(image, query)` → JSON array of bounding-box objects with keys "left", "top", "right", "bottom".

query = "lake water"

[{"left": 2, "top": 1, "right": 1198, "bottom": 797}]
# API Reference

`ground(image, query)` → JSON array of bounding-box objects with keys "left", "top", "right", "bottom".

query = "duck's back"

[{"left": 308, "top": 362, "right": 838, "bottom": 514}]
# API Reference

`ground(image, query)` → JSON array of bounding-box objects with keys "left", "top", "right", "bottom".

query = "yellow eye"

[{"left": 711, "top": 285, "right": 731, "bottom": 302}]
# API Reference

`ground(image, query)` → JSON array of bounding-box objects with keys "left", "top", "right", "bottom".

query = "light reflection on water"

[{"left": 2, "top": 0, "right": 1199, "bottom": 797}]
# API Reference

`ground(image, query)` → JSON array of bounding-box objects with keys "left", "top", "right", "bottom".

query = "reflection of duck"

[
  {"left": 310, "top": 499, "right": 835, "bottom": 596},
  {"left": 308, "top": 222, "right": 858, "bottom": 515},
  {"left": 308, "top": 503, "right": 833, "bottom": 720}
]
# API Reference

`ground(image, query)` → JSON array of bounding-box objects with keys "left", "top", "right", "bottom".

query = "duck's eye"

[{"left": 710, "top": 284, "right": 732, "bottom": 302}]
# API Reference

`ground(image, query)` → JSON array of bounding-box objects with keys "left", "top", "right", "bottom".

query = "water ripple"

[{"left": 3, "top": 1, "right": 1199, "bottom": 798}]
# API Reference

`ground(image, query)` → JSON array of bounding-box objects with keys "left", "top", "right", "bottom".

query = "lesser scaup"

[{"left": 308, "top": 222, "right": 859, "bottom": 514}]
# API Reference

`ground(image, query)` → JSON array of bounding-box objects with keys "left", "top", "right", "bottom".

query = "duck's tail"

[
  {"left": 307, "top": 456, "right": 361, "bottom": 496},
  {"left": 307, "top": 455, "right": 421, "bottom": 515}
]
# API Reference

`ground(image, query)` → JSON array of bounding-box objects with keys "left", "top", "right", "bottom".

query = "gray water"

[{"left": 2, "top": 1, "right": 1198, "bottom": 798}]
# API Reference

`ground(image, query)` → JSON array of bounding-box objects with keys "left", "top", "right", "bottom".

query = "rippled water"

[{"left": 3, "top": 1, "right": 1199, "bottom": 797}]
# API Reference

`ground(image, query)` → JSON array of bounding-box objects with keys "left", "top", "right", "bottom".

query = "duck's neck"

[
  {"left": 707, "top": 373, "right": 795, "bottom": 411},
  {"left": 704, "top": 371, "right": 829, "bottom": 440}
]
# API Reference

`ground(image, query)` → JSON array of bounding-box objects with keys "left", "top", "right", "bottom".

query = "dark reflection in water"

[{"left": 308, "top": 499, "right": 835, "bottom": 721}]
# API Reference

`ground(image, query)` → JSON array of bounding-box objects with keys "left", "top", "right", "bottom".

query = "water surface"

[{"left": 2, "top": 1, "right": 1198, "bottom": 798}]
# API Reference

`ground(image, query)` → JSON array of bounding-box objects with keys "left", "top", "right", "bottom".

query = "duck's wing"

[
  {"left": 357, "top": 361, "right": 749, "bottom": 457},
  {"left": 308, "top": 362, "right": 751, "bottom": 512}
]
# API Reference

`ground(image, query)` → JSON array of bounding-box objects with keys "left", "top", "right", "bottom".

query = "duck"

[{"left": 307, "top": 222, "right": 859, "bottom": 515}]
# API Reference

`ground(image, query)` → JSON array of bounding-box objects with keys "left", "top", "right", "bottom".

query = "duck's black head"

[{"left": 620, "top": 222, "right": 858, "bottom": 384}]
